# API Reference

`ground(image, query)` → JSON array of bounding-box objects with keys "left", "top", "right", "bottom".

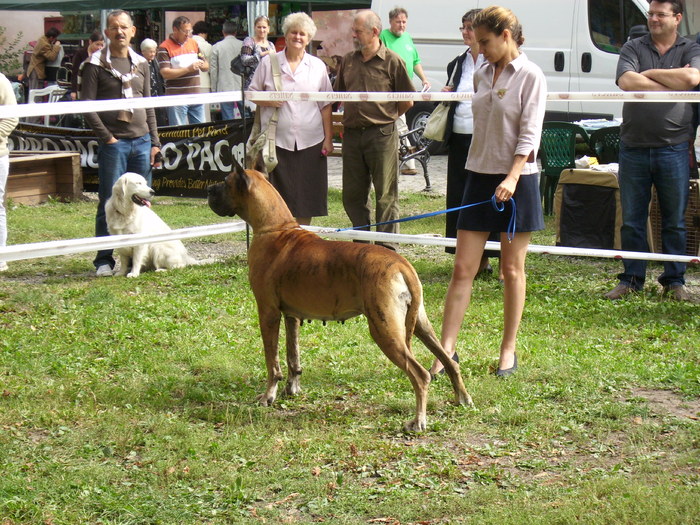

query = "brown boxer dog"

[{"left": 207, "top": 163, "right": 472, "bottom": 431}]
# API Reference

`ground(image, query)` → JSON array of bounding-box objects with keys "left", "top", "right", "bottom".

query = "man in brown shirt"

[
  {"left": 334, "top": 10, "right": 414, "bottom": 250},
  {"left": 79, "top": 10, "right": 162, "bottom": 276}
]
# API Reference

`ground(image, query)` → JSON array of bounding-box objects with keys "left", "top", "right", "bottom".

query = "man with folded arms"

[{"left": 606, "top": 0, "right": 700, "bottom": 301}]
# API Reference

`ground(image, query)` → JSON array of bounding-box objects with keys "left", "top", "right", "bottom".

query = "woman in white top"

[
  {"left": 431, "top": 6, "right": 546, "bottom": 378},
  {"left": 443, "top": 9, "right": 485, "bottom": 255},
  {"left": 249, "top": 12, "right": 334, "bottom": 225}
]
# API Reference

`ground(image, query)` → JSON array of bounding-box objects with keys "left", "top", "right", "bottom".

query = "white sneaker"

[
  {"left": 95, "top": 264, "right": 113, "bottom": 277},
  {"left": 0, "top": 261, "right": 7, "bottom": 272}
]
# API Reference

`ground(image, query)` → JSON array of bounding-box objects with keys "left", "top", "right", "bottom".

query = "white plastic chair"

[{"left": 27, "top": 85, "right": 67, "bottom": 125}]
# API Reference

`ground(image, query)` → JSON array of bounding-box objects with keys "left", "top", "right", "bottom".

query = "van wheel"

[{"left": 406, "top": 102, "right": 447, "bottom": 155}]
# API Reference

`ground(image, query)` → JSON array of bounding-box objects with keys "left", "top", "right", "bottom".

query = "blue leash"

[{"left": 337, "top": 195, "right": 518, "bottom": 242}]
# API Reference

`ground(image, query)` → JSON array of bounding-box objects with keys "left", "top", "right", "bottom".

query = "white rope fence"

[
  {"left": 1, "top": 225, "right": 698, "bottom": 265},
  {"left": 0, "top": 89, "right": 698, "bottom": 266},
  {"left": 2, "top": 90, "right": 700, "bottom": 119}
]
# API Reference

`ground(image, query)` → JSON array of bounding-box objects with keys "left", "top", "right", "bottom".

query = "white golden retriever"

[{"left": 106, "top": 172, "right": 198, "bottom": 278}]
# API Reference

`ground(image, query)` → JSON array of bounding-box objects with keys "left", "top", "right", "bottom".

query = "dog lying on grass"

[
  {"left": 207, "top": 163, "right": 473, "bottom": 431},
  {"left": 106, "top": 172, "right": 198, "bottom": 278}
]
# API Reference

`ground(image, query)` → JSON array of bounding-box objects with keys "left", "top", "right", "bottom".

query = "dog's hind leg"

[
  {"left": 257, "top": 308, "right": 285, "bottom": 406},
  {"left": 414, "top": 305, "right": 473, "bottom": 407},
  {"left": 367, "top": 314, "right": 431, "bottom": 432},
  {"left": 283, "top": 315, "right": 302, "bottom": 396}
]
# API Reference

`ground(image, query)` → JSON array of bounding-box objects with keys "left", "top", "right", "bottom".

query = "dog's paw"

[
  {"left": 284, "top": 381, "right": 302, "bottom": 397},
  {"left": 403, "top": 417, "right": 427, "bottom": 433},
  {"left": 256, "top": 393, "right": 276, "bottom": 406},
  {"left": 456, "top": 391, "right": 474, "bottom": 407},
  {"left": 126, "top": 272, "right": 140, "bottom": 278}
]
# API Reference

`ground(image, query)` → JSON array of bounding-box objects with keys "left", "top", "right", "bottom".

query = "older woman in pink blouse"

[{"left": 249, "top": 12, "right": 334, "bottom": 225}]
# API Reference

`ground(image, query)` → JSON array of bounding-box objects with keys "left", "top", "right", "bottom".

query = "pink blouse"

[{"left": 249, "top": 50, "right": 333, "bottom": 151}]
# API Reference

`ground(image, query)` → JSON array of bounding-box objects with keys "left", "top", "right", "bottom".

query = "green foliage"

[
  {"left": 0, "top": 192, "right": 698, "bottom": 523},
  {"left": 0, "top": 26, "right": 24, "bottom": 75}
]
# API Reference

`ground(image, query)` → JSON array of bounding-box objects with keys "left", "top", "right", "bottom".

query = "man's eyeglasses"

[
  {"left": 646, "top": 11, "right": 677, "bottom": 19},
  {"left": 107, "top": 25, "right": 132, "bottom": 32},
  {"left": 459, "top": 26, "right": 474, "bottom": 32}
]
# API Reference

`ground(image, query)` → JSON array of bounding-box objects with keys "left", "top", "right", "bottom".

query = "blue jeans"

[
  {"left": 220, "top": 101, "right": 243, "bottom": 120},
  {"left": 167, "top": 104, "right": 205, "bottom": 126},
  {"left": 618, "top": 141, "right": 689, "bottom": 288},
  {"left": 94, "top": 134, "right": 153, "bottom": 269}
]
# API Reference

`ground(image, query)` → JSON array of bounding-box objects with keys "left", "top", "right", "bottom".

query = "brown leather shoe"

[
  {"left": 401, "top": 168, "right": 419, "bottom": 175},
  {"left": 662, "top": 284, "right": 690, "bottom": 302},
  {"left": 604, "top": 283, "right": 636, "bottom": 300}
]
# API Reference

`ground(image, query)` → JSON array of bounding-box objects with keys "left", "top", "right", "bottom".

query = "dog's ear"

[
  {"left": 112, "top": 175, "right": 127, "bottom": 200},
  {"left": 233, "top": 169, "right": 253, "bottom": 194},
  {"left": 232, "top": 155, "right": 246, "bottom": 176},
  {"left": 250, "top": 150, "right": 269, "bottom": 179}
]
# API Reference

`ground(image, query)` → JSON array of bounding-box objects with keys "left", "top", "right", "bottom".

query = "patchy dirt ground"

[{"left": 628, "top": 387, "right": 700, "bottom": 420}]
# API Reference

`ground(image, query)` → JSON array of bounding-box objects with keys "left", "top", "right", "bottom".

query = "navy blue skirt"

[{"left": 456, "top": 171, "right": 544, "bottom": 233}]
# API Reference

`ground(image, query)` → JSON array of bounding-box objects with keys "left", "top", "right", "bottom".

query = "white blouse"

[{"left": 452, "top": 50, "right": 485, "bottom": 135}]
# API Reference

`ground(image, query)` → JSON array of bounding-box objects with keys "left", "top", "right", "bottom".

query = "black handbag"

[{"left": 231, "top": 53, "right": 258, "bottom": 78}]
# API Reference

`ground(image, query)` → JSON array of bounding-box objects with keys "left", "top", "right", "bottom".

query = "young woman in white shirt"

[{"left": 431, "top": 6, "right": 546, "bottom": 378}]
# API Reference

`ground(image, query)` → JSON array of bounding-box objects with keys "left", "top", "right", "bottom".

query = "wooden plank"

[{"left": 7, "top": 151, "right": 82, "bottom": 204}]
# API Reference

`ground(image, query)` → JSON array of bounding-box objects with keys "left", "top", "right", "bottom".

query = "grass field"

[{"left": 0, "top": 189, "right": 698, "bottom": 524}]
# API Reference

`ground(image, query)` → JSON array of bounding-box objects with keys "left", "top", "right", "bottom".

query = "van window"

[{"left": 588, "top": 0, "right": 647, "bottom": 53}]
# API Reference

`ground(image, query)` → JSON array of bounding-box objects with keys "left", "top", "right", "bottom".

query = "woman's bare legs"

[
  {"left": 430, "top": 230, "right": 489, "bottom": 375},
  {"left": 498, "top": 231, "right": 531, "bottom": 370}
]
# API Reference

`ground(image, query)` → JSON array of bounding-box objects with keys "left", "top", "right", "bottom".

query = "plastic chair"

[
  {"left": 588, "top": 126, "right": 620, "bottom": 164},
  {"left": 27, "top": 85, "right": 67, "bottom": 125},
  {"left": 539, "top": 122, "right": 587, "bottom": 215}
]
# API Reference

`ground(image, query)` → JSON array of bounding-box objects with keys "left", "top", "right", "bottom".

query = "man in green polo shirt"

[{"left": 380, "top": 7, "right": 430, "bottom": 175}]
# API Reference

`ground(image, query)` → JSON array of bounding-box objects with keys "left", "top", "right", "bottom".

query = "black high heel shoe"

[
  {"left": 495, "top": 353, "right": 517, "bottom": 378},
  {"left": 432, "top": 352, "right": 460, "bottom": 380}
]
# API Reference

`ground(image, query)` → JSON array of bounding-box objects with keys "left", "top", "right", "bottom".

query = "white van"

[{"left": 371, "top": 0, "right": 699, "bottom": 130}]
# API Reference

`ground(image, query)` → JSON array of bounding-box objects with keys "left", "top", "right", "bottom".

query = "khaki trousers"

[{"left": 341, "top": 123, "right": 400, "bottom": 239}]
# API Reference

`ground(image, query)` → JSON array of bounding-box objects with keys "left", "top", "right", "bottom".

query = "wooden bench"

[
  {"left": 329, "top": 112, "right": 433, "bottom": 191},
  {"left": 7, "top": 151, "right": 83, "bottom": 205}
]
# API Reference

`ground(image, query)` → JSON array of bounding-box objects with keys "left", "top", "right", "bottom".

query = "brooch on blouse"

[{"left": 497, "top": 88, "right": 507, "bottom": 99}]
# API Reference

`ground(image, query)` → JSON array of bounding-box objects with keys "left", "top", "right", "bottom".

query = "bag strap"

[
  {"left": 446, "top": 51, "right": 464, "bottom": 89},
  {"left": 266, "top": 50, "right": 282, "bottom": 148},
  {"left": 269, "top": 49, "right": 282, "bottom": 91}
]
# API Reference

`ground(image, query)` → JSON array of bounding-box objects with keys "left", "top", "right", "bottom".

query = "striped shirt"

[{"left": 157, "top": 36, "right": 201, "bottom": 95}]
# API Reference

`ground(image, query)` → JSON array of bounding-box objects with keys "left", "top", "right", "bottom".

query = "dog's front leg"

[
  {"left": 283, "top": 315, "right": 302, "bottom": 396},
  {"left": 257, "top": 308, "right": 284, "bottom": 406},
  {"left": 115, "top": 251, "right": 131, "bottom": 277},
  {"left": 127, "top": 245, "right": 146, "bottom": 278}
]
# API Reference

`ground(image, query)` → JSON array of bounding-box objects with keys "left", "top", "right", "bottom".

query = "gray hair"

[
  {"left": 140, "top": 38, "right": 157, "bottom": 52},
  {"left": 388, "top": 7, "right": 408, "bottom": 20},
  {"left": 222, "top": 21, "right": 237, "bottom": 36},
  {"left": 356, "top": 10, "right": 382, "bottom": 33},
  {"left": 282, "top": 12, "right": 317, "bottom": 40}
]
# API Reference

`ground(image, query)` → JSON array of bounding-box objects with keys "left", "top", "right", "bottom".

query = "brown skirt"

[{"left": 268, "top": 141, "right": 328, "bottom": 218}]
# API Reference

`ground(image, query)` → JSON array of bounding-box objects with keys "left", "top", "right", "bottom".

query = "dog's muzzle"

[
  {"left": 131, "top": 194, "right": 152, "bottom": 208},
  {"left": 207, "top": 183, "right": 236, "bottom": 217}
]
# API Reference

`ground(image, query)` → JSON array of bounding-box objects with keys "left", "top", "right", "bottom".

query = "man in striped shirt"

[{"left": 157, "top": 16, "right": 209, "bottom": 125}]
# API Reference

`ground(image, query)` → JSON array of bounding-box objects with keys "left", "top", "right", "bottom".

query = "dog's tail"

[{"left": 187, "top": 256, "right": 217, "bottom": 266}]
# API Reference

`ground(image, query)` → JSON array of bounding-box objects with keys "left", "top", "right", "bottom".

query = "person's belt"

[{"left": 346, "top": 122, "right": 394, "bottom": 131}]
